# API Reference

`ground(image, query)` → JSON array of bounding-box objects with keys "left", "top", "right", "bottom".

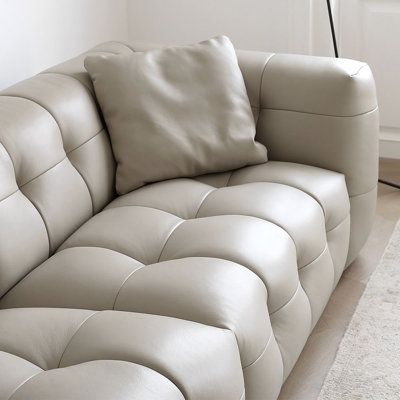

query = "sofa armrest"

[{"left": 237, "top": 50, "right": 379, "bottom": 199}]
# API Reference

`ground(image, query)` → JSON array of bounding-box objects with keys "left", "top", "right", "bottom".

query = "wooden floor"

[{"left": 279, "top": 158, "right": 400, "bottom": 400}]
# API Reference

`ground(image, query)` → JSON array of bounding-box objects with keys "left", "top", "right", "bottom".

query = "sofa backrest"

[
  {"left": 0, "top": 41, "right": 269, "bottom": 298},
  {"left": 0, "top": 42, "right": 135, "bottom": 297}
]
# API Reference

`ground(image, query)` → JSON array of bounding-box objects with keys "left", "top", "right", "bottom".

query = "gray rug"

[{"left": 318, "top": 220, "right": 400, "bottom": 400}]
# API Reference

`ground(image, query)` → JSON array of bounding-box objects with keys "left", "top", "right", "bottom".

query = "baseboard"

[{"left": 380, "top": 127, "right": 400, "bottom": 159}]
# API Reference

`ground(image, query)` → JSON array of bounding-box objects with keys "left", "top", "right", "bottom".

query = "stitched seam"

[
  {"left": 0, "top": 138, "right": 17, "bottom": 170},
  {"left": 0, "top": 351, "right": 43, "bottom": 370},
  {"left": 191, "top": 191, "right": 305, "bottom": 264},
  {"left": 243, "top": 331, "right": 273, "bottom": 369},
  {"left": 218, "top": 172, "right": 374, "bottom": 220},
  {"left": 121, "top": 361, "right": 187, "bottom": 399},
  {"left": 131, "top": 363, "right": 188, "bottom": 400},
  {"left": 106, "top": 203, "right": 184, "bottom": 218},
  {"left": 223, "top": 211, "right": 301, "bottom": 262},
  {"left": 0, "top": 188, "right": 19, "bottom": 204},
  {"left": 225, "top": 171, "right": 235, "bottom": 187},
  {"left": 7, "top": 370, "right": 44, "bottom": 400},
  {"left": 107, "top": 41, "right": 137, "bottom": 53},
  {"left": 349, "top": 184, "right": 377, "bottom": 199},
  {"left": 55, "top": 244, "right": 144, "bottom": 261},
  {"left": 258, "top": 105, "right": 378, "bottom": 118},
  {"left": 258, "top": 53, "right": 276, "bottom": 110},
  {"left": 104, "top": 204, "right": 184, "bottom": 220},
  {"left": 17, "top": 157, "right": 93, "bottom": 250},
  {"left": 57, "top": 311, "right": 99, "bottom": 368},
  {"left": 0, "top": 95, "right": 104, "bottom": 202},
  {"left": 0, "top": 94, "right": 95, "bottom": 213},
  {"left": 298, "top": 244, "right": 328, "bottom": 271},
  {"left": 228, "top": 178, "right": 329, "bottom": 221},
  {"left": 0, "top": 246, "right": 143, "bottom": 305},
  {"left": 157, "top": 220, "right": 185, "bottom": 262},
  {"left": 64, "top": 161, "right": 94, "bottom": 216},
  {"left": 101, "top": 359, "right": 187, "bottom": 399},
  {"left": 194, "top": 188, "right": 217, "bottom": 218},
  {"left": 65, "top": 184, "right": 340, "bottom": 297},
  {"left": 0, "top": 251, "right": 60, "bottom": 302},
  {"left": 67, "top": 128, "right": 104, "bottom": 154},
  {"left": 19, "top": 156, "right": 67, "bottom": 188},
  {"left": 269, "top": 282, "right": 301, "bottom": 317},
  {"left": 0, "top": 141, "right": 19, "bottom": 202},
  {"left": 83, "top": 49, "right": 122, "bottom": 56},
  {"left": 193, "top": 213, "right": 297, "bottom": 250},
  {"left": 39, "top": 72, "right": 93, "bottom": 92},
  {"left": 211, "top": 209, "right": 303, "bottom": 262},
  {"left": 350, "top": 63, "right": 368, "bottom": 77},
  {"left": 1, "top": 95, "right": 68, "bottom": 148},
  {"left": 2, "top": 92, "right": 102, "bottom": 161},
  {"left": 17, "top": 189, "right": 51, "bottom": 254},
  {"left": 159, "top": 253, "right": 271, "bottom": 296},
  {"left": 326, "top": 213, "right": 350, "bottom": 234},
  {"left": 112, "top": 264, "right": 146, "bottom": 309},
  {"left": 0, "top": 136, "right": 51, "bottom": 253}
]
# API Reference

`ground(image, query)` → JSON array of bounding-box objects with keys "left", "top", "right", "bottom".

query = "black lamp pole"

[
  {"left": 326, "top": 0, "right": 339, "bottom": 58},
  {"left": 326, "top": 1, "right": 400, "bottom": 189}
]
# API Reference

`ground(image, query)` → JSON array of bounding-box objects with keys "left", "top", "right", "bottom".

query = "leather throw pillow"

[{"left": 85, "top": 36, "right": 268, "bottom": 194}]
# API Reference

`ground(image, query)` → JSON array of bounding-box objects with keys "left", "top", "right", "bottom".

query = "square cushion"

[{"left": 85, "top": 36, "right": 267, "bottom": 194}]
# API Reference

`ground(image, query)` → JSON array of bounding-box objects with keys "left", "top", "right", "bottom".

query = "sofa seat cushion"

[
  {"left": 196, "top": 160, "right": 350, "bottom": 232},
  {"left": 1, "top": 252, "right": 284, "bottom": 400},
  {"left": 0, "top": 308, "right": 243, "bottom": 400},
  {"left": 1, "top": 251, "right": 283, "bottom": 400},
  {"left": 1, "top": 357, "right": 184, "bottom": 400},
  {"left": 1, "top": 160, "right": 350, "bottom": 397},
  {"left": 196, "top": 160, "right": 351, "bottom": 284}
]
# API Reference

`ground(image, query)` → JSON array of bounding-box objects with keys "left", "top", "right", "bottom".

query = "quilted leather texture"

[
  {"left": 1, "top": 163, "right": 351, "bottom": 399},
  {"left": 0, "top": 41, "right": 378, "bottom": 400},
  {"left": 85, "top": 36, "right": 267, "bottom": 194},
  {"left": 0, "top": 308, "right": 243, "bottom": 400}
]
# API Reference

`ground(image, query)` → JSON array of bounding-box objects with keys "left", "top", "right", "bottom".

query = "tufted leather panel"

[
  {"left": 0, "top": 42, "right": 131, "bottom": 297},
  {"left": 106, "top": 42, "right": 377, "bottom": 266},
  {"left": 251, "top": 52, "right": 379, "bottom": 265},
  {"left": 0, "top": 40, "right": 378, "bottom": 400},
  {"left": 2, "top": 163, "right": 351, "bottom": 398},
  {"left": 0, "top": 308, "right": 243, "bottom": 400}
]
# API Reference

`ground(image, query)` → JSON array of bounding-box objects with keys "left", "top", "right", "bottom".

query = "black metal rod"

[
  {"left": 325, "top": 1, "right": 399, "bottom": 190},
  {"left": 378, "top": 178, "right": 400, "bottom": 190},
  {"left": 326, "top": 0, "right": 339, "bottom": 58}
]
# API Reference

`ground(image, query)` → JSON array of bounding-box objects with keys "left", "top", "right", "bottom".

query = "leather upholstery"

[
  {"left": 0, "top": 308, "right": 243, "bottom": 400},
  {"left": 237, "top": 51, "right": 379, "bottom": 265},
  {"left": 0, "top": 41, "right": 378, "bottom": 400},
  {"left": 85, "top": 36, "right": 267, "bottom": 193}
]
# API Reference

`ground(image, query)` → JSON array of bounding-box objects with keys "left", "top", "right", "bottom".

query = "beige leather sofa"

[{"left": 0, "top": 42, "right": 379, "bottom": 400}]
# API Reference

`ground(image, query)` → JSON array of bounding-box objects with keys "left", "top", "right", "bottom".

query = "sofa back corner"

[{"left": 0, "top": 42, "right": 131, "bottom": 297}]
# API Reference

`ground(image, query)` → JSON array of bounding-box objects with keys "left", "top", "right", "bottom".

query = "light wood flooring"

[{"left": 279, "top": 158, "right": 400, "bottom": 400}]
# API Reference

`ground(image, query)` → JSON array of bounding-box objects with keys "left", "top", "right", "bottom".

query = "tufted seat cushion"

[
  {"left": 0, "top": 308, "right": 243, "bottom": 400},
  {"left": 1, "top": 160, "right": 350, "bottom": 399},
  {"left": 0, "top": 40, "right": 378, "bottom": 400}
]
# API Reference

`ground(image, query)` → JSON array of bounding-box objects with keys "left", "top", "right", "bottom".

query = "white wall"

[
  {"left": 0, "top": 0, "right": 339, "bottom": 89},
  {"left": 126, "top": 0, "right": 400, "bottom": 158},
  {"left": 339, "top": 0, "right": 400, "bottom": 158},
  {"left": 0, "top": 0, "right": 128, "bottom": 90},
  {"left": 3, "top": 0, "right": 396, "bottom": 158},
  {"left": 126, "top": 0, "right": 339, "bottom": 56}
]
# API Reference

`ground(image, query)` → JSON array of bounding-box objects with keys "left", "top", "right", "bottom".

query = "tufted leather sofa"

[{"left": 0, "top": 41, "right": 379, "bottom": 400}]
